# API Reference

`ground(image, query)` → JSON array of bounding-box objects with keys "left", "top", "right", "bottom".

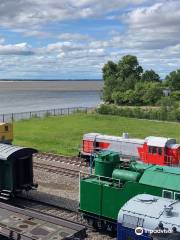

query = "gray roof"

[
  {"left": 145, "top": 136, "right": 176, "bottom": 147},
  {"left": 83, "top": 133, "right": 145, "bottom": 144},
  {"left": 0, "top": 144, "right": 37, "bottom": 161},
  {"left": 118, "top": 194, "right": 180, "bottom": 232}
]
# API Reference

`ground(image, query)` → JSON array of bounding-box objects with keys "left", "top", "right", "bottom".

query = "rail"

[
  {"left": 34, "top": 152, "right": 88, "bottom": 168},
  {"left": 0, "top": 200, "right": 86, "bottom": 240},
  {"left": 34, "top": 161, "right": 81, "bottom": 178},
  {"left": 0, "top": 106, "right": 94, "bottom": 122}
]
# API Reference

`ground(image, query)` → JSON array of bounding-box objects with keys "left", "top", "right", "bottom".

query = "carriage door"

[{"left": 14, "top": 155, "right": 33, "bottom": 189}]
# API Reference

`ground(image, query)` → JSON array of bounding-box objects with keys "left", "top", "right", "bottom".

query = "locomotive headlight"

[{"left": 135, "top": 227, "right": 144, "bottom": 235}]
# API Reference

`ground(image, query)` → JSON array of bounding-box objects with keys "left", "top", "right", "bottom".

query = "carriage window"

[
  {"left": 174, "top": 192, "right": 180, "bottom": 201},
  {"left": 158, "top": 148, "right": 162, "bottom": 155},
  {"left": 5, "top": 126, "right": 8, "bottom": 131},
  {"left": 162, "top": 190, "right": 173, "bottom": 199}
]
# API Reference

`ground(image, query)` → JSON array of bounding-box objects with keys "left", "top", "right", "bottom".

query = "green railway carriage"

[
  {"left": 79, "top": 151, "right": 180, "bottom": 231},
  {"left": 0, "top": 144, "right": 38, "bottom": 198}
]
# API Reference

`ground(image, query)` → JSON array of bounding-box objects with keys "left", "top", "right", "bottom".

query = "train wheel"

[
  {"left": 107, "top": 223, "right": 116, "bottom": 237},
  {"left": 101, "top": 221, "right": 107, "bottom": 232},
  {"left": 92, "top": 220, "right": 99, "bottom": 230}
]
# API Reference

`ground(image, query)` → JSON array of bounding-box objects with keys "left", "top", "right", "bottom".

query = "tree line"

[{"left": 102, "top": 55, "right": 180, "bottom": 106}]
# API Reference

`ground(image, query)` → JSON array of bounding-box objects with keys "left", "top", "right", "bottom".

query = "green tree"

[
  {"left": 116, "top": 55, "right": 143, "bottom": 91},
  {"left": 165, "top": 69, "right": 180, "bottom": 90},
  {"left": 171, "top": 91, "right": 180, "bottom": 101},
  {"left": 141, "top": 70, "right": 160, "bottom": 82},
  {"left": 102, "top": 60, "right": 118, "bottom": 102},
  {"left": 112, "top": 91, "right": 125, "bottom": 105},
  {"left": 141, "top": 82, "right": 163, "bottom": 105},
  {"left": 102, "top": 55, "right": 164, "bottom": 106}
]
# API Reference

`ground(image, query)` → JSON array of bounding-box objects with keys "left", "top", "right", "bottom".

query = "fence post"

[
  {"left": 68, "top": 108, "right": 69, "bottom": 115},
  {"left": 30, "top": 112, "right": 31, "bottom": 118},
  {"left": 11, "top": 113, "right": 14, "bottom": 122},
  {"left": 54, "top": 109, "right": 56, "bottom": 116},
  {"left": 2, "top": 114, "right": 4, "bottom": 122}
]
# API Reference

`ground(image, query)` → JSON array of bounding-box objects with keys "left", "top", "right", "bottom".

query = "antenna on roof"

[{"left": 122, "top": 133, "right": 129, "bottom": 139}]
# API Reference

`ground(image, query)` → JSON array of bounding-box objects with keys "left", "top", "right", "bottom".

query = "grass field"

[{"left": 14, "top": 113, "right": 180, "bottom": 155}]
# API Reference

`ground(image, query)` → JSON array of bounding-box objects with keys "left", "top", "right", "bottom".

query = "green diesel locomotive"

[{"left": 79, "top": 151, "right": 180, "bottom": 232}]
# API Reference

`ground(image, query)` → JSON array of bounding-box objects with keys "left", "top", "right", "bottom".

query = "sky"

[{"left": 0, "top": 0, "right": 179, "bottom": 80}]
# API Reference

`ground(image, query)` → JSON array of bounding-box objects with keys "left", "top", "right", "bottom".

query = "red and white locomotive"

[{"left": 80, "top": 132, "right": 180, "bottom": 166}]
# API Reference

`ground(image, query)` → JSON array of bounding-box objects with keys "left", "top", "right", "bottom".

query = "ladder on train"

[{"left": 0, "top": 190, "right": 12, "bottom": 200}]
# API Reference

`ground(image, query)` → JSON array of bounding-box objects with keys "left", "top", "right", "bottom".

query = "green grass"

[{"left": 14, "top": 113, "right": 180, "bottom": 156}]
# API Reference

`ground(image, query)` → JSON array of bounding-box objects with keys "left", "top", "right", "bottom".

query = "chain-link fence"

[{"left": 0, "top": 106, "right": 94, "bottom": 122}]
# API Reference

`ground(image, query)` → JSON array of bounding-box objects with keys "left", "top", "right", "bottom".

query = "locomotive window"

[
  {"left": 158, "top": 148, "right": 162, "bottom": 155},
  {"left": 95, "top": 142, "right": 100, "bottom": 151},
  {"left": 5, "top": 125, "right": 8, "bottom": 131},
  {"left": 148, "top": 146, "right": 153, "bottom": 153},
  {"left": 162, "top": 190, "right": 173, "bottom": 199},
  {"left": 174, "top": 192, "right": 180, "bottom": 201},
  {"left": 149, "top": 146, "right": 157, "bottom": 154},
  {"left": 122, "top": 214, "right": 139, "bottom": 228},
  {"left": 152, "top": 147, "right": 157, "bottom": 154}
]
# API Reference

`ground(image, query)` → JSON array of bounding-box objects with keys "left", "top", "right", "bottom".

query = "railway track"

[
  {"left": 11, "top": 197, "right": 114, "bottom": 240},
  {"left": 33, "top": 161, "right": 82, "bottom": 178},
  {"left": 12, "top": 196, "right": 81, "bottom": 223},
  {"left": 34, "top": 152, "right": 89, "bottom": 167}
]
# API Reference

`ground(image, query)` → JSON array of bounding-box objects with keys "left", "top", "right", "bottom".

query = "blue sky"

[{"left": 0, "top": 0, "right": 179, "bottom": 79}]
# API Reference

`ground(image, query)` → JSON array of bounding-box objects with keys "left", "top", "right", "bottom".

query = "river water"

[{"left": 0, "top": 90, "right": 101, "bottom": 114}]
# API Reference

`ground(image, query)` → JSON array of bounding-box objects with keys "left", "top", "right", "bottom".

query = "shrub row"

[{"left": 96, "top": 104, "right": 180, "bottom": 122}]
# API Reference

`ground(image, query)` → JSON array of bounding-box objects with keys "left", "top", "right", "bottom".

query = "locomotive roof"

[
  {"left": 139, "top": 165, "right": 180, "bottom": 192},
  {"left": 145, "top": 136, "right": 176, "bottom": 147},
  {"left": 118, "top": 194, "right": 180, "bottom": 232},
  {"left": 83, "top": 133, "right": 144, "bottom": 144},
  {"left": 0, "top": 122, "right": 10, "bottom": 125},
  {"left": 0, "top": 144, "right": 37, "bottom": 161},
  {"left": 169, "top": 144, "right": 180, "bottom": 149}
]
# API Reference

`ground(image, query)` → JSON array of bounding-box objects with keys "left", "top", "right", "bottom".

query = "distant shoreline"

[
  {"left": 0, "top": 80, "right": 103, "bottom": 91},
  {"left": 0, "top": 79, "right": 103, "bottom": 81}
]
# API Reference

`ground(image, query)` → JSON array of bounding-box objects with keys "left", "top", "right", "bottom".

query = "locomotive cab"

[
  {"left": 0, "top": 122, "right": 13, "bottom": 144},
  {"left": 138, "top": 136, "right": 180, "bottom": 166}
]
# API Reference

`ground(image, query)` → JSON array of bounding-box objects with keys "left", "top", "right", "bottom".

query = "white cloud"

[
  {"left": 0, "top": 1, "right": 179, "bottom": 79},
  {"left": 0, "top": 43, "right": 34, "bottom": 55},
  {"left": 0, "top": 0, "right": 145, "bottom": 29},
  {"left": 120, "top": 1, "right": 180, "bottom": 49},
  {"left": 58, "top": 33, "right": 91, "bottom": 42}
]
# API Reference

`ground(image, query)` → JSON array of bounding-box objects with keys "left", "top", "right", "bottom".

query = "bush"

[
  {"left": 171, "top": 91, "right": 180, "bottom": 101},
  {"left": 97, "top": 104, "right": 180, "bottom": 122}
]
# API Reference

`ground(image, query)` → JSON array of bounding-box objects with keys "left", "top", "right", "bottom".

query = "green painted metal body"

[
  {"left": 130, "top": 162, "right": 152, "bottom": 172},
  {"left": 0, "top": 145, "right": 37, "bottom": 192},
  {"left": 80, "top": 154, "right": 180, "bottom": 222},
  {"left": 95, "top": 151, "right": 119, "bottom": 177},
  {"left": 112, "top": 169, "right": 141, "bottom": 182},
  {"left": 0, "top": 157, "right": 34, "bottom": 191},
  {"left": 0, "top": 235, "right": 8, "bottom": 240},
  {"left": 0, "top": 161, "right": 13, "bottom": 190}
]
